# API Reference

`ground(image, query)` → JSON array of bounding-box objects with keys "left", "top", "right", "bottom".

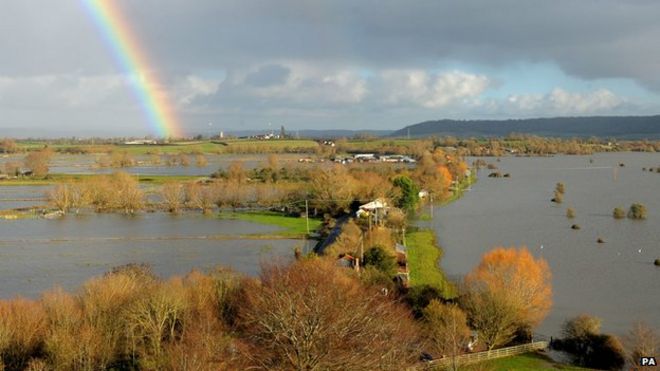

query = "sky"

[{"left": 2, "top": 0, "right": 660, "bottom": 137}]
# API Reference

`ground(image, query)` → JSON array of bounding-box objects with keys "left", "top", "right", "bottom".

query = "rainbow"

[{"left": 82, "top": 0, "right": 182, "bottom": 138}]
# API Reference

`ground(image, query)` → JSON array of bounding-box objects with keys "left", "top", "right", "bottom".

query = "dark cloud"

[
  {"left": 1, "top": 1, "right": 660, "bottom": 135},
  {"left": 244, "top": 65, "right": 290, "bottom": 87}
]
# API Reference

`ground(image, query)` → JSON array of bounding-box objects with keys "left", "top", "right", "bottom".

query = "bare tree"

[
  {"left": 161, "top": 183, "right": 184, "bottom": 213},
  {"left": 238, "top": 260, "right": 418, "bottom": 370},
  {"left": 624, "top": 322, "right": 659, "bottom": 368},
  {"left": 423, "top": 300, "right": 471, "bottom": 371}
]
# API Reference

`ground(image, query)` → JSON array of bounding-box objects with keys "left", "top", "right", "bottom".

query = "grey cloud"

[{"left": 244, "top": 65, "right": 290, "bottom": 87}]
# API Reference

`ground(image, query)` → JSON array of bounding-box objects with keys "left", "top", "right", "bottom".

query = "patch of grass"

[
  {"left": 405, "top": 229, "right": 455, "bottom": 297},
  {"left": 219, "top": 211, "right": 322, "bottom": 238},
  {"left": 418, "top": 213, "right": 432, "bottom": 221},
  {"left": 471, "top": 352, "right": 592, "bottom": 370}
]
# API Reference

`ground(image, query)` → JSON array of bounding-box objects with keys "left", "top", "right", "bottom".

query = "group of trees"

[
  {"left": 552, "top": 314, "right": 659, "bottom": 370},
  {"left": 49, "top": 173, "right": 143, "bottom": 214},
  {"left": 49, "top": 150, "right": 468, "bottom": 217},
  {"left": 0, "top": 260, "right": 419, "bottom": 370},
  {"left": 0, "top": 244, "right": 655, "bottom": 370}
]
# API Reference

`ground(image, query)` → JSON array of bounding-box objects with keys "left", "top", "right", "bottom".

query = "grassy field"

[
  {"left": 16, "top": 139, "right": 320, "bottom": 155},
  {"left": 468, "top": 352, "right": 592, "bottom": 371},
  {"left": 218, "top": 211, "right": 322, "bottom": 238},
  {"left": 405, "top": 228, "right": 455, "bottom": 297}
]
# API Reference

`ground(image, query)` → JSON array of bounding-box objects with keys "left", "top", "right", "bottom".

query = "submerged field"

[{"left": 424, "top": 152, "right": 660, "bottom": 335}]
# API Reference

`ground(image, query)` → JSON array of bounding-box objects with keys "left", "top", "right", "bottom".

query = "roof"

[{"left": 359, "top": 198, "right": 388, "bottom": 210}]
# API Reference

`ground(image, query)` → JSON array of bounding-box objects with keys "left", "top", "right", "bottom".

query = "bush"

[
  {"left": 363, "top": 245, "right": 398, "bottom": 276},
  {"left": 566, "top": 207, "right": 575, "bottom": 219},
  {"left": 571, "top": 224, "right": 581, "bottom": 230},
  {"left": 551, "top": 190, "right": 563, "bottom": 204},
  {"left": 613, "top": 207, "right": 626, "bottom": 219},
  {"left": 628, "top": 203, "right": 647, "bottom": 220},
  {"left": 556, "top": 315, "right": 625, "bottom": 370},
  {"left": 654, "top": 259, "right": 660, "bottom": 266}
]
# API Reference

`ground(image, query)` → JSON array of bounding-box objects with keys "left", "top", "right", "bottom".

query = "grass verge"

[
  {"left": 468, "top": 352, "right": 592, "bottom": 371},
  {"left": 218, "top": 211, "right": 322, "bottom": 238},
  {"left": 405, "top": 228, "right": 455, "bottom": 298}
]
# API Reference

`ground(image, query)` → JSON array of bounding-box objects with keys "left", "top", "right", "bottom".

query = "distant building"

[{"left": 123, "top": 139, "right": 158, "bottom": 145}]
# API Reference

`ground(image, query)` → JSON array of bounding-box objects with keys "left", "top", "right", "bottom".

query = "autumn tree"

[
  {"left": 462, "top": 247, "right": 552, "bottom": 350},
  {"left": 0, "top": 138, "right": 18, "bottom": 153},
  {"left": 24, "top": 148, "right": 54, "bottom": 177},
  {"left": 423, "top": 300, "right": 471, "bottom": 371},
  {"left": 308, "top": 165, "right": 355, "bottom": 215},
  {"left": 237, "top": 259, "right": 418, "bottom": 370}
]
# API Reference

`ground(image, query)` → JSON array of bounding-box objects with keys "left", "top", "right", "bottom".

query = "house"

[
  {"left": 353, "top": 153, "right": 376, "bottom": 162},
  {"left": 356, "top": 198, "right": 390, "bottom": 225}
]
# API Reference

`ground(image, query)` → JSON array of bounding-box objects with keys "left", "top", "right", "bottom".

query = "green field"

[
  {"left": 405, "top": 229, "right": 455, "bottom": 297},
  {"left": 218, "top": 211, "right": 322, "bottom": 238},
  {"left": 16, "top": 139, "right": 320, "bottom": 155},
  {"left": 468, "top": 352, "right": 592, "bottom": 371}
]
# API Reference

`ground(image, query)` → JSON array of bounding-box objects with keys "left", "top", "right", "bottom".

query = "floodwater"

[
  {"left": 423, "top": 152, "right": 660, "bottom": 336},
  {"left": 0, "top": 186, "right": 49, "bottom": 209},
  {"left": 0, "top": 213, "right": 313, "bottom": 298},
  {"left": 0, "top": 153, "right": 304, "bottom": 176}
]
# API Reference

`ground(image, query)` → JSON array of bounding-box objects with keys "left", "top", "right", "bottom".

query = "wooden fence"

[{"left": 411, "top": 341, "right": 549, "bottom": 370}]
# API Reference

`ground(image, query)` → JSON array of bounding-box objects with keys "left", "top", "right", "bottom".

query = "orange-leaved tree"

[{"left": 463, "top": 247, "right": 552, "bottom": 349}]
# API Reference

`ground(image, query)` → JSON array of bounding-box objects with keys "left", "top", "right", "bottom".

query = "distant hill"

[{"left": 391, "top": 116, "right": 660, "bottom": 139}]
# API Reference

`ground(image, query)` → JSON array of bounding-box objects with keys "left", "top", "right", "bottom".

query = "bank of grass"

[
  {"left": 468, "top": 352, "right": 593, "bottom": 371},
  {"left": 219, "top": 211, "right": 322, "bottom": 238},
  {"left": 405, "top": 229, "right": 455, "bottom": 298},
  {"left": 441, "top": 172, "right": 477, "bottom": 206}
]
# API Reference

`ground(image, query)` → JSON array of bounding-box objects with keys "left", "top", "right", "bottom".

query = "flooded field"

[
  {"left": 423, "top": 152, "right": 660, "bottom": 335},
  {"left": 0, "top": 213, "right": 312, "bottom": 298},
  {"left": 0, "top": 153, "right": 305, "bottom": 176}
]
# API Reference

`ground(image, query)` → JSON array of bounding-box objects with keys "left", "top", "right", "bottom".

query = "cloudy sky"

[{"left": 2, "top": 1, "right": 660, "bottom": 137}]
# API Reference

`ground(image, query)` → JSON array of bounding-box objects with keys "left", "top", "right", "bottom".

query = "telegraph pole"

[{"left": 305, "top": 199, "right": 310, "bottom": 235}]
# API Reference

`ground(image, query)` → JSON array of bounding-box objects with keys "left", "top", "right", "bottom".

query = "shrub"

[
  {"left": 613, "top": 207, "right": 626, "bottom": 219},
  {"left": 551, "top": 190, "right": 563, "bottom": 203},
  {"left": 556, "top": 314, "right": 625, "bottom": 370},
  {"left": 628, "top": 203, "right": 647, "bottom": 220},
  {"left": 571, "top": 224, "right": 581, "bottom": 230},
  {"left": 654, "top": 259, "right": 660, "bottom": 266},
  {"left": 363, "top": 245, "right": 398, "bottom": 276},
  {"left": 566, "top": 207, "right": 575, "bottom": 219}
]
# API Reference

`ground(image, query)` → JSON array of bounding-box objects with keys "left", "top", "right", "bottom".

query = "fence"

[{"left": 411, "top": 341, "right": 549, "bottom": 370}]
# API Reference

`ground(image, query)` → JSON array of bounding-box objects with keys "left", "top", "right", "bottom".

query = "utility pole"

[
  {"left": 305, "top": 199, "right": 310, "bottom": 235},
  {"left": 360, "top": 232, "right": 364, "bottom": 263},
  {"left": 430, "top": 192, "right": 434, "bottom": 219}
]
